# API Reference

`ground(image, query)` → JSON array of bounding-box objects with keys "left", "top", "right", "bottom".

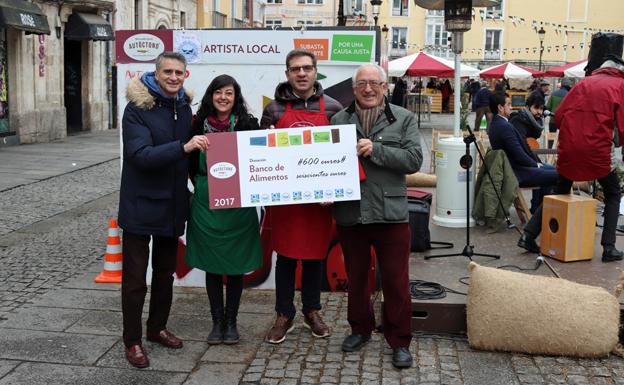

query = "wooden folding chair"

[
  {"left": 430, "top": 129, "right": 454, "bottom": 173},
  {"left": 512, "top": 187, "right": 539, "bottom": 225},
  {"left": 546, "top": 130, "right": 559, "bottom": 165}
]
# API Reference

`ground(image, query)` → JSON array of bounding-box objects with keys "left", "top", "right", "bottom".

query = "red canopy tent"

[
  {"left": 388, "top": 52, "right": 479, "bottom": 78},
  {"left": 479, "top": 62, "right": 544, "bottom": 79},
  {"left": 543, "top": 60, "right": 587, "bottom": 78}
]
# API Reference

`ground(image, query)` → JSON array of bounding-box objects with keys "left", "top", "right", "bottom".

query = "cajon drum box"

[{"left": 540, "top": 195, "right": 597, "bottom": 262}]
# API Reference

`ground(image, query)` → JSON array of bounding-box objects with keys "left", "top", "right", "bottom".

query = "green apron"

[{"left": 185, "top": 118, "right": 262, "bottom": 275}]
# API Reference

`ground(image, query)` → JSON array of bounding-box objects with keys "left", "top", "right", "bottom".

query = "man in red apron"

[{"left": 260, "top": 49, "right": 343, "bottom": 344}]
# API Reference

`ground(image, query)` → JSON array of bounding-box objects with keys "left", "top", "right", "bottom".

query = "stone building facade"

[{"left": 1, "top": 0, "right": 196, "bottom": 146}]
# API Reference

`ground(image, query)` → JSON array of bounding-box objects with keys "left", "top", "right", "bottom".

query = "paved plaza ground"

[{"left": 0, "top": 118, "right": 623, "bottom": 384}]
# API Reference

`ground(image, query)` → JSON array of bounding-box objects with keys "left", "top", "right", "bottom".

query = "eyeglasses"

[
  {"left": 287, "top": 65, "right": 315, "bottom": 73},
  {"left": 355, "top": 80, "right": 385, "bottom": 89}
]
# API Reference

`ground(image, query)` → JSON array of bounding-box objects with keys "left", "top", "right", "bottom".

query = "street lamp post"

[
  {"left": 382, "top": 24, "right": 390, "bottom": 97},
  {"left": 370, "top": 0, "right": 382, "bottom": 26},
  {"left": 538, "top": 27, "right": 546, "bottom": 72},
  {"left": 414, "top": 0, "right": 500, "bottom": 136}
]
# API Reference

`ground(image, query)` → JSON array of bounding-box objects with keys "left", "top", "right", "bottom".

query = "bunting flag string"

[
  {"left": 469, "top": 7, "right": 623, "bottom": 34},
  {"left": 388, "top": 40, "right": 587, "bottom": 54}
]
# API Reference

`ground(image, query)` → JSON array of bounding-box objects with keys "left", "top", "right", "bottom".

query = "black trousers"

[
  {"left": 274, "top": 254, "right": 322, "bottom": 319},
  {"left": 121, "top": 232, "right": 178, "bottom": 347},
  {"left": 524, "top": 171, "right": 621, "bottom": 247}
]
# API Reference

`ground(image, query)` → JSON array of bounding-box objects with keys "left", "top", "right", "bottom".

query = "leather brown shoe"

[
  {"left": 125, "top": 344, "right": 149, "bottom": 368},
  {"left": 303, "top": 310, "right": 330, "bottom": 338},
  {"left": 266, "top": 313, "right": 294, "bottom": 344},
  {"left": 146, "top": 329, "right": 183, "bottom": 349}
]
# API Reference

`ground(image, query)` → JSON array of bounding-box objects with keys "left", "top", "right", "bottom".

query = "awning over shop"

[
  {"left": 64, "top": 12, "right": 113, "bottom": 41},
  {"left": 0, "top": 0, "right": 50, "bottom": 35}
]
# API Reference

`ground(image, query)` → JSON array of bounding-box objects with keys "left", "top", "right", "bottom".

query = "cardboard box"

[{"left": 540, "top": 195, "right": 597, "bottom": 262}]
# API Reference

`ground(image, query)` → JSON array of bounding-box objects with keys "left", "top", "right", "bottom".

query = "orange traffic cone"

[{"left": 95, "top": 219, "right": 123, "bottom": 283}]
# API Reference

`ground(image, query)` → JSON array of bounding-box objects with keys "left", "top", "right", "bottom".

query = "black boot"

[
  {"left": 517, "top": 232, "right": 540, "bottom": 253},
  {"left": 206, "top": 273, "right": 224, "bottom": 345},
  {"left": 223, "top": 275, "right": 242, "bottom": 344}
]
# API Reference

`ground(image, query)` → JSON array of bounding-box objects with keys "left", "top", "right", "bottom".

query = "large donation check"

[{"left": 205, "top": 124, "right": 361, "bottom": 209}]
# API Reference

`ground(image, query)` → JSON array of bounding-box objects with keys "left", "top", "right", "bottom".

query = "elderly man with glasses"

[
  {"left": 260, "top": 49, "right": 343, "bottom": 344},
  {"left": 330, "top": 63, "right": 423, "bottom": 369}
]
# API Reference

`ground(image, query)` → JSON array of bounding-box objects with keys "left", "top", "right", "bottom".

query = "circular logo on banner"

[
  {"left": 175, "top": 34, "right": 202, "bottom": 64},
  {"left": 123, "top": 34, "right": 165, "bottom": 61},
  {"left": 209, "top": 162, "right": 237, "bottom": 179}
]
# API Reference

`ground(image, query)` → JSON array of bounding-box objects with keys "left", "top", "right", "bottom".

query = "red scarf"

[{"left": 204, "top": 115, "right": 232, "bottom": 133}]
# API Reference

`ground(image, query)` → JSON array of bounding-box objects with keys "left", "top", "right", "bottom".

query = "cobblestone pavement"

[
  {"left": 240, "top": 293, "right": 624, "bottom": 385},
  {"left": 0, "top": 160, "right": 119, "bottom": 314},
  {"left": 0, "top": 128, "right": 623, "bottom": 384},
  {"left": 0, "top": 160, "right": 119, "bottom": 236}
]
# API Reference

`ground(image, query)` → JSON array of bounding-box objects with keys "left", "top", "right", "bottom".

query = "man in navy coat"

[
  {"left": 118, "top": 52, "right": 208, "bottom": 368},
  {"left": 488, "top": 92, "right": 558, "bottom": 250}
]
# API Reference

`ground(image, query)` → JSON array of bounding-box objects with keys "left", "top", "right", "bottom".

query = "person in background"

[
  {"left": 494, "top": 79, "right": 506, "bottom": 92},
  {"left": 331, "top": 63, "right": 423, "bottom": 369},
  {"left": 544, "top": 78, "right": 572, "bottom": 133},
  {"left": 469, "top": 78, "right": 481, "bottom": 110},
  {"left": 441, "top": 79, "right": 452, "bottom": 112},
  {"left": 119, "top": 51, "right": 209, "bottom": 368},
  {"left": 185, "top": 74, "right": 263, "bottom": 346},
  {"left": 260, "top": 49, "right": 342, "bottom": 344},
  {"left": 391, "top": 77, "right": 407, "bottom": 106},
  {"left": 531, "top": 80, "right": 550, "bottom": 99},
  {"left": 473, "top": 80, "right": 493, "bottom": 131}
]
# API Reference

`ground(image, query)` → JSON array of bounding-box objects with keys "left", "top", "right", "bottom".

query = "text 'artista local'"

[{"left": 203, "top": 44, "right": 281, "bottom": 54}]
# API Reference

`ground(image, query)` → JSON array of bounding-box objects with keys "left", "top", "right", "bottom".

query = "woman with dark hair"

[{"left": 185, "top": 74, "right": 262, "bottom": 345}]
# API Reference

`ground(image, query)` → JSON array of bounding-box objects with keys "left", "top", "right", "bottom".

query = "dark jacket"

[
  {"left": 330, "top": 100, "right": 423, "bottom": 226},
  {"left": 488, "top": 114, "right": 541, "bottom": 185},
  {"left": 260, "top": 81, "right": 343, "bottom": 128},
  {"left": 118, "top": 73, "right": 193, "bottom": 237},
  {"left": 188, "top": 114, "right": 260, "bottom": 183},
  {"left": 391, "top": 78, "right": 407, "bottom": 106},
  {"left": 474, "top": 87, "right": 492, "bottom": 108},
  {"left": 509, "top": 108, "right": 544, "bottom": 139}
]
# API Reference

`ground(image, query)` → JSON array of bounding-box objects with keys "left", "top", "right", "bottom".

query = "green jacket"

[
  {"left": 330, "top": 100, "right": 423, "bottom": 226},
  {"left": 472, "top": 149, "right": 519, "bottom": 230}
]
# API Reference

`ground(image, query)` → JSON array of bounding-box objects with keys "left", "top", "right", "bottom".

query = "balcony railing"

[
  {"left": 389, "top": 48, "right": 407, "bottom": 59},
  {"left": 211, "top": 11, "right": 227, "bottom": 28},
  {"left": 484, "top": 50, "right": 501, "bottom": 61},
  {"left": 230, "top": 18, "right": 247, "bottom": 28}
]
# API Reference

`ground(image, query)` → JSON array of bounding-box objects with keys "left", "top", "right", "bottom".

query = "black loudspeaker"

[
  {"left": 407, "top": 189, "right": 453, "bottom": 252},
  {"left": 585, "top": 32, "right": 624, "bottom": 76}
]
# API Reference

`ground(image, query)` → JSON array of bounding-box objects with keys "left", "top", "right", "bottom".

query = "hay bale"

[
  {"left": 466, "top": 262, "right": 620, "bottom": 357},
  {"left": 406, "top": 172, "right": 436, "bottom": 187}
]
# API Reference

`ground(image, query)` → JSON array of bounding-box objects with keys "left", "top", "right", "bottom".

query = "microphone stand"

[{"left": 426, "top": 128, "right": 500, "bottom": 261}]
